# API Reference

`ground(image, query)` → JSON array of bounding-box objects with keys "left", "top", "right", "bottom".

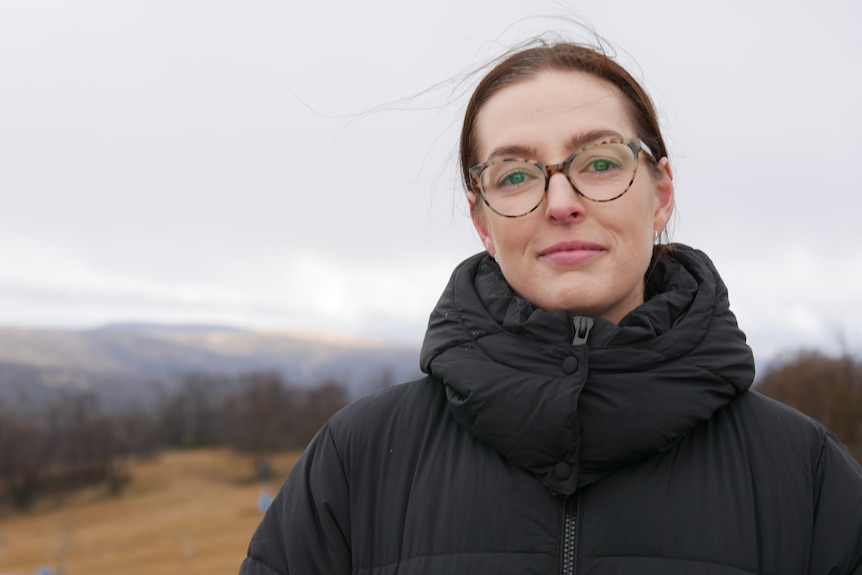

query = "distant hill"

[{"left": 0, "top": 323, "right": 421, "bottom": 411}]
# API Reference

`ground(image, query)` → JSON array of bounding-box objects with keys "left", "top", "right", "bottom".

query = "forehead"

[{"left": 474, "top": 70, "right": 635, "bottom": 160}]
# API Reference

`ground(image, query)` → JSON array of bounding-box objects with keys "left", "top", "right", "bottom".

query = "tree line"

[
  {"left": 0, "top": 371, "right": 350, "bottom": 511},
  {"left": 1, "top": 350, "right": 860, "bottom": 512}
]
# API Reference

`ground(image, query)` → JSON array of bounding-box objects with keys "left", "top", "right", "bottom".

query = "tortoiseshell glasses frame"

[{"left": 468, "top": 138, "right": 657, "bottom": 218}]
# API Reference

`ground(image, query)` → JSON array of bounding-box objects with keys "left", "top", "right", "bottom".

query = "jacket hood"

[{"left": 420, "top": 244, "right": 755, "bottom": 495}]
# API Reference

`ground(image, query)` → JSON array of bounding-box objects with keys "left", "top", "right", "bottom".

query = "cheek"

[
  {"left": 474, "top": 208, "right": 497, "bottom": 240},
  {"left": 624, "top": 187, "right": 661, "bottom": 233},
  {"left": 492, "top": 219, "right": 536, "bottom": 255}
]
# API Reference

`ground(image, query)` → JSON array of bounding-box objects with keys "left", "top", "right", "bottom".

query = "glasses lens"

[
  {"left": 567, "top": 142, "right": 638, "bottom": 201},
  {"left": 479, "top": 160, "right": 546, "bottom": 216}
]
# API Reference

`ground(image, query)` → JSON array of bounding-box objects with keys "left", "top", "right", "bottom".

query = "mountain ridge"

[{"left": 0, "top": 323, "right": 422, "bottom": 410}]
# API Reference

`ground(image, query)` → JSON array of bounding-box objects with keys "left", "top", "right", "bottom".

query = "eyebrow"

[{"left": 486, "top": 129, "right": 626, "bottom": 161}]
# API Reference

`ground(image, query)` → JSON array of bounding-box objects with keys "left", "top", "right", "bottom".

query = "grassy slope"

[{"left": 0, "top": 448, "right": 300, "bottom": 575}]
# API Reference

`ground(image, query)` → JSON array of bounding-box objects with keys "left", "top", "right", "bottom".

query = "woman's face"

[{"left": 470, "top": 70, "right": 674, "bottom": 324}]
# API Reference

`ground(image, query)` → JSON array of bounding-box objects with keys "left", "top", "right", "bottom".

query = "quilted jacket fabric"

[{"left": 240, "top": 245, "right": 862, "bottom": 574}]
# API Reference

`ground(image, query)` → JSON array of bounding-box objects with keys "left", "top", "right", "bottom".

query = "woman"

[{"left": 240, "top": 41, "right": 862, "bottom": 574}]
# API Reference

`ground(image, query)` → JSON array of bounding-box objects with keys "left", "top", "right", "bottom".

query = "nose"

[{"left": 543, "top": 173, "right": 586, "bottom": 224}]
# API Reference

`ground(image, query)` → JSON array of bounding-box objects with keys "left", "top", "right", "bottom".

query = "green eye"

[
  {"left": 494, "top": 167, "right": 538, "bottom": 189},
  {"left": 481, "top": 161, "right": 542, "bottom": 196},
  {"left": 502, "top": 171, "right": 528, "bottom": 186},
  {"left": 588, "top": 159, "right": 615, "bottom": 172}
]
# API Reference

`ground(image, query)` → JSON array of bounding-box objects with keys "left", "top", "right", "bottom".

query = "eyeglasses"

[{"left": 468, "top": 138, "right": 656, "bottom": 218}]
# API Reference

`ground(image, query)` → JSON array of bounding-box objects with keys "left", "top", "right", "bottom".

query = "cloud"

[
  {"left": 1, "top": 0, "right": 861, "bottom": 359},
  {"left": 0, "top": 238, "right": 462, "bottom": 343}
]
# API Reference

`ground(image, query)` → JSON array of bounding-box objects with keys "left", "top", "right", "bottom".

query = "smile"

[{"left": 538, "top": 241, "right": 606, "bottom": 266}]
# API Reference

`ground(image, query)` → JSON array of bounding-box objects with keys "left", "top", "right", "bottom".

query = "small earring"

[
  {"left": 653, "top": 230, "right": 660, "bottom": 245},
  {"left": 493, "top": 253, "right": 500, "bottom": 264}
]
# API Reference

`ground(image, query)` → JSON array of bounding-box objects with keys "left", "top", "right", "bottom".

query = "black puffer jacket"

[{"left": 240, "top": 246, "right": 862, "bottom": 574}]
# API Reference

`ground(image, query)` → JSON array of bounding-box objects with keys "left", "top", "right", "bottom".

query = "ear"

[
  {"left": 468, "top": 192, "right": 497, "bottom": 257},
  {"left": 652, "top": 157, "right": 675, "bottom": 233}
]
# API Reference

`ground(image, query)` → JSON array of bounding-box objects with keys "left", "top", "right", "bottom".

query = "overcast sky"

[{"left": 1, "top": 0, "right": 860, "bottom": 361}]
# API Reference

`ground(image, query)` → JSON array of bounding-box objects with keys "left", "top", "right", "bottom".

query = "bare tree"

[
  {"left": 223, "top": 372, "right": 297, "bottom": 477},
  {"left": 158, "top": 373, "right": 227, "bottom": 448},
  {"left": 0, "top": 403, "right": 55, "bottom": 509},
  {"left": 221, "top": 372, "right": 349, "bottom": 478}
]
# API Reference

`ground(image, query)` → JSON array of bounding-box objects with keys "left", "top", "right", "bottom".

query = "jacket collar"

[{"left": 420, "top": 245, "right": 755, "bottom": 495}]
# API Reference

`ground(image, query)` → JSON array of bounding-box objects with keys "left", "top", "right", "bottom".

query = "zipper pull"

[{"left": 571, "top": 316, "right": 594, "bottom": 345}]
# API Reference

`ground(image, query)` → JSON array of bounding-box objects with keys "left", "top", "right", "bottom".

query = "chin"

[{"left": 533, "top": 292, "right": 596, "bottom": 314}]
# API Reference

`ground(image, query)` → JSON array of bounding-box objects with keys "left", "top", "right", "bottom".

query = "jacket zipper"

[
  {"left": 571, "top": 316, "right": 594, "bottom": 345},
  {"left": 562, "top": 317, "right": 590, "bottom": 574},
  {"left": 561, "top": 495, "right": 578, "bottom": 575}
]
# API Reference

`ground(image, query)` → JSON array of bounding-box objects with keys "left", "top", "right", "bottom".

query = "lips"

[{"left": 538, "top": 241, "right": 606, "bottom": 266}]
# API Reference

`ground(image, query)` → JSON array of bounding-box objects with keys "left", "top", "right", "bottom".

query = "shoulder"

[
  {"left": 315, "top": 375, "right": 470, "bottom": 497},
  {"left": 271, "top": 376, "right": 449, "bottom": 505},
  {"left": 331, "top": 375, "right": 443, "bottom": 425},
  {"left": 727, "top": 391, "right": 827, "bottom": 451},
  {"left": 325, "top": 375, "right": 448, "bottom": 449},
  {"left": 726, "top": 389, "right": 827, "bottom": 439},
  {"left": 722, "top": 391, "right": 861, "bottom": 479}
]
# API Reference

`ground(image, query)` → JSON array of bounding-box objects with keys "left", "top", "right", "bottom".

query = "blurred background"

[{"left": 0, "top": 1, "right": 860, "bottom": 573}]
